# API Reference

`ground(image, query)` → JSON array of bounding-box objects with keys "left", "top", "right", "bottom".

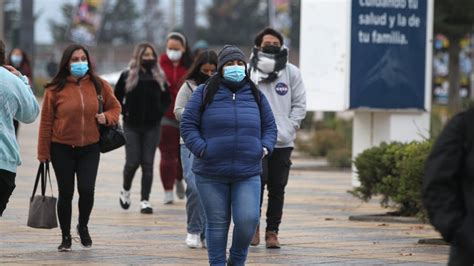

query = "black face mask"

[
  {"left": 195, "top": 71, "right": 211, "bottom": 85},
  {"left": 261, "top": 45, "right": 281, "bottom": 54},
  {"left": 142, "top": 59, "right": 156, "bottom": 71}
]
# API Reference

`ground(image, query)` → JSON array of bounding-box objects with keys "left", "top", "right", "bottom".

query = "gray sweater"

[
  {"left": 174, "top": 80, "right": 197, "bottom": 144},
  {"left": 250, "top": 63, "right": 306, "bottom": 148}
]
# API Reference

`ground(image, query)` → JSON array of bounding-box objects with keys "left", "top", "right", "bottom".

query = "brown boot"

[
  {"left": 265, "top": 231, "right": 280, "bottom": 248},
  {"left": 250, "top": 225, "right": 260, "bottom": 246}
]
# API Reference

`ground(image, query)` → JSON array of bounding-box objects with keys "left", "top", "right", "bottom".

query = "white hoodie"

[{"left": 250, "top": 63, "right": 306, "bottom": 148}]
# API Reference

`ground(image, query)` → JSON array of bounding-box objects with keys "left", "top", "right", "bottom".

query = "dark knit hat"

[{"left": 217, "top": 45, "right": 246, "bottom": 70}]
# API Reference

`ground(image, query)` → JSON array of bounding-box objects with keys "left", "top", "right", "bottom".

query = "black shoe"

[
  {"left": 58, "top": 235, "right": 72, "bottom": 252},
  {"left": 76, "top": 224, "right": 92, "bottom": 248}
]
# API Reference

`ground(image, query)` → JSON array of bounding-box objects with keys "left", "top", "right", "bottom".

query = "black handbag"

[
  {"left": 95, "top": 83, "right": 126, "bottom": 153},
  {"left": 27, "top": 162, "right": 58, "bottom": 229}
]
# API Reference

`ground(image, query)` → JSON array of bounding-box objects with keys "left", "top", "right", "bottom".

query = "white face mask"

[{"left": 166, "top": 49, "right": 183, "bottom": 62}]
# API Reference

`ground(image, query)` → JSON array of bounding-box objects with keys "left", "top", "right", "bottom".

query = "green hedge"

[{"left": 349, "top": 140, "right": 432, "bottom": 217}]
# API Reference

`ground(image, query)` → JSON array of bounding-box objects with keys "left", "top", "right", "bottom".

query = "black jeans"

[
  {"left": 259, "top": 147, "right": 293, "bottom": 233},
  {"left": 0, "top": 169, "right": 16, "bottom": 216},
  {"left": 51, "top": 142, "right": 100, "bottom": 236},
  {"left": 449, "top": 245, "right": 474, "bottom": 266},
  {"left": 122, "top": 123, "right": 161, "bottom": 201}
]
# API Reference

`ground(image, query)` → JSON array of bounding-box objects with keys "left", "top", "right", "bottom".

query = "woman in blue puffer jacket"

[{"left": 180, "top": 45, "right": 277, "bottom": 266}]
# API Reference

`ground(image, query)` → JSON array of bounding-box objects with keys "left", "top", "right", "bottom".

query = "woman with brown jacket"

[{"left": 37, "top": 44, "right": 121, "bottom": 252}]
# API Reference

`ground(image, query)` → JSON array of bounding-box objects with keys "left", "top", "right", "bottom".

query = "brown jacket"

[{"left": 38, "top": 75, "right": 121, "bottom": 161}]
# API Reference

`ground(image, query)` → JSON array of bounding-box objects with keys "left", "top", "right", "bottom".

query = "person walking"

[
  {"left": 423, "top": 107, "right": 474, "bottom": 265},
  {"left": 174, "top": 50, "right": 218, "bottom": 248},
  {"left": 248, "top": 27, "right": 307, "bottom": 248},
  {"left": 181, "top": 45, "right": 277, "bottom": 265},
  {"left": 0, "top": 40, "right": 40, "bottom": 217},
  {"left": 37, "top": 44, "right": 121, "bottom": 251},
  {"left": 158, "top": 32, "right": 193, "bottom": 204},
  {"left": 115, "top": 43, "right": 171, "bottom": 214},
  {"left": 6, "top": 47, "right": 34, "bottom": 136}
]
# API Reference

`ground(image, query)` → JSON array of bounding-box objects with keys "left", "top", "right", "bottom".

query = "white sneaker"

[
  {"left": 140, "top": 200, "right": 153, "bottom": 214},
  {"left": 186, "top": 233, "right": 200, "bottom": 248},
  {"left": 119, "top": 188, "right": 131, "bottom": 209},
  {"left": 163, "top": 191, "right": 174, "bottom": 204},
  {"left": 176, "top": 180, "right": 185, "bottom": 199}
]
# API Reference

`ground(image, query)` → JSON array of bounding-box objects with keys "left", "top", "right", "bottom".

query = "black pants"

[
  {"left": 0, "top": 169, "right": 16, "bottom": 217},
  {"left": 51, "top": 142, "right": 100, "bottom": 236},
  {"left": 13, "top": 120, "right": 19, "bottom": 137},
  {"left": 259, "top": 147, "right": 293, "bottom": 233},
  {"left": 449, "top": 245, "right": 474, "bottom": 266},
  {"left": 122, "top": 123, "right": 161, "bottom": 201}
]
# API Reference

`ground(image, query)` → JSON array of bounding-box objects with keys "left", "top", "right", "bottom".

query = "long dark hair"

[
  {"left": 167, "top": 32, "right": 193, "bottom": 68},
  {"left": 181, "top": 50, "right": 218, "bottom": 84},
  {"left": 45, "top": 44, "right": 102, "bottom": 91},
  {"left": 6, "top": 48, "right": 31, "bottom": 68}
]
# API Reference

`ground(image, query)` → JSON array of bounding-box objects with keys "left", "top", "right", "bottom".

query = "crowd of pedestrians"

[{"left": 0, "top": 27, "right": 310, "bottom": 265}]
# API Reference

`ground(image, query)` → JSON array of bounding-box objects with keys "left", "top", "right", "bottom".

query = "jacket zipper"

[
  {"left": 232, "top": 92, "right": 237, "bottom": 177},
  {"left": 78, "top": 82, "right": 85, "bottom": 146}
]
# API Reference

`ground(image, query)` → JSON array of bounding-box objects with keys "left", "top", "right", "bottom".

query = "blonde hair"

[{"left": 125, "top": 42, "right": 166, "bottom": 92}]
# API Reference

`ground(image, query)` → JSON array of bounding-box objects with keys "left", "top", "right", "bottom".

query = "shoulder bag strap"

[{"left": 45, "top": 162, "right": 55, "bottom": 197}]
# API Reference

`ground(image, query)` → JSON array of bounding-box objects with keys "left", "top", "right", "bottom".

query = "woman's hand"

[
  {"left": 3, "top": 65, "right": 21, "bottom": 77},
  {"left": 96, "top": 113, "right": 107, "bottom": 124}
]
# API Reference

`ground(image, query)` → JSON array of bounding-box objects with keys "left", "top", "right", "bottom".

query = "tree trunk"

[{"left": 447, "top": 37, "right": 461, "bottom": 116}]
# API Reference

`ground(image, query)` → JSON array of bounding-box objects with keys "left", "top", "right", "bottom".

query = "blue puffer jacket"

[{"left": 181, "top": 81, "right": 277, "bottom": 179}]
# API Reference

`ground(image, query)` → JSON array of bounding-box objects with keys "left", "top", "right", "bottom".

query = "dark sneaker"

[
  {"left": 58, "top": 235, "right": 72, "bottom": 252},
  {"left": 76, "top": 224, "right": 92, "bottom": 248},
  {"left": 265, "top": 231, "right": 281, "bottom": 249}
]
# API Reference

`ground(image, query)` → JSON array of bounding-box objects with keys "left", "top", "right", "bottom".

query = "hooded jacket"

[
  {"left": 0, "top": 67, "right": 39, "bottom": 173},
  {"left": 423, "top": 107, "right": 474, "bottom": 253},
  {"left": 180, "top": 81, "right": 277, "bottom": 179},
  {"left": 38, "top": 75, "right": 121, "bottom": 161},
  {"left": 249, "top": 63, "right": 306, "bottom": 148},
  {"left": 159, "top": 54, "right": 188, "bottom": 121}
]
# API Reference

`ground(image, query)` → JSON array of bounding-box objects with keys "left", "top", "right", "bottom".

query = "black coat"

[
  {"left": 423, "top": 107, "right": 474, "bottom": 252},
  {"left": 115, "top": 70, "right": 170, "bottom": 128}
]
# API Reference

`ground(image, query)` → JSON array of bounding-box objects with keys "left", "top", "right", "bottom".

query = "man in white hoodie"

[{"left": 249, "top": 28, "right": 306, "bottom": 248}]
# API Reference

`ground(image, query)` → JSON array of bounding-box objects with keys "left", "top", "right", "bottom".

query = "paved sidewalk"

[{"left": 0, "top": 116, "right": 448, "bottom": 265}]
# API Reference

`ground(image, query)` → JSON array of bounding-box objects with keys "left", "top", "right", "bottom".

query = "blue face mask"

[
  {"left": 70, "top": 62, "right": 89, "bottom": 78},
  {"left": 10, "top": 55, "right": 22, "bottom": 67},
  {"left": 223, "top": 65, "right": 246, "bottom": 83}
]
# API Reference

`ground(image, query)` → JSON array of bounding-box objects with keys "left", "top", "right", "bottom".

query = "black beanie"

[{"left": 217, "top": 45, "right": 246, "bottom": 70}]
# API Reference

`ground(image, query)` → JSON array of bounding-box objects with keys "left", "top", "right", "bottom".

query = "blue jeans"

[
  {"left": 195, "top": 174, "right": 261, "bottom": 266},
  {"left": 180, "top": 144, "right": 205, "bottom": 235}
]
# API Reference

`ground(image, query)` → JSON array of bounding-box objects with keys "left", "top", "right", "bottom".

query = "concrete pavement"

[{"left": 0, "top": 115, "right": 448, "bottom": 265}]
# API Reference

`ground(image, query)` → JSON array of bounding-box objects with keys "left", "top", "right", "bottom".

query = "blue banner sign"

[{"left": 350, "top": 0, "right": 427, "bottom": 110}]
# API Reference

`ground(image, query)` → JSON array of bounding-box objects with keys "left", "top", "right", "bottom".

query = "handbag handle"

[
  {"left": 45, "top": 162, "right": 55, "bottom": 197},
  {"left": 30, "top": 162, "right": 55, "bottom": 200},
  {"left": 31, "top": 162, "right": 45, "bottom": 199}
]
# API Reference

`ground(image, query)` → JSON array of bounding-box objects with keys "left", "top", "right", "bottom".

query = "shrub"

[
  {"left": 327, "top": 148, "right": 352, "bottom": 168},
  {"left": 349, "top": 140, "right": 432, "bottom": 217}
]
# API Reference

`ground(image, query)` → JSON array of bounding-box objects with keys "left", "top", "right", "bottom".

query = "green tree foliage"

[
  {"left": 201, "top": 0, "right": 269, "bottom": 45},
  {"left": 434, "top": 0, "right": 474, "bottom": 115},
  {"left": 98, "top": 0, "right": 139, "bottom": 44},
  {"left": 49, "top": 0, "right": 139, "bottom": 44},
  {"left": 48, "top": 3, "right": 74, "bottom": 43}
]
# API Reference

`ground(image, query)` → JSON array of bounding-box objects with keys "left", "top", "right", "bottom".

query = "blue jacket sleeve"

[
  {"left": 259, "top": 92, "right": 277, "bottom": 154},
  {"left": 180, "top": 85, "right": 207, "bottom": 158}
]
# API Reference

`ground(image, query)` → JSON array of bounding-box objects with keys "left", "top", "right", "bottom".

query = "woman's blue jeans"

[
  {"left": 195, "top": 174, "right": 261, "bottom": 266},
  {"left": 180, "top": 144, "right": 205, "bottom": 235}
]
